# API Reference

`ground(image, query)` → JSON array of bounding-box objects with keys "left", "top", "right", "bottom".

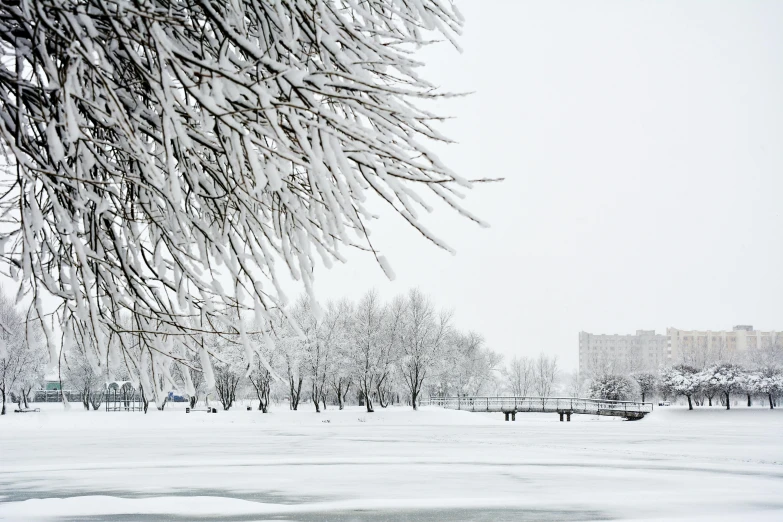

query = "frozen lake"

[{"left": 1, "top": 403, "right": 781, "bottom": 521}]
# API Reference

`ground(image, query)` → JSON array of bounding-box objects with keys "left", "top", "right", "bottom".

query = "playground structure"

[{"left": 105, "top": 381, "right": 143, "bottom": 412}]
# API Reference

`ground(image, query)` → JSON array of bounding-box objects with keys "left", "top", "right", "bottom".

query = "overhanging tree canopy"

[{"left": 0, "top": 1, "right": 482, "bottom": 395}]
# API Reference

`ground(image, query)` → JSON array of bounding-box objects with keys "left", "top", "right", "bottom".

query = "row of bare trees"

[
  {"left": 501, "top": 354, "right": 560, "bottom": 398},
  {"left": 192, "top": 289, "right": 503, "bottom": 413},
  {"left": 0, "top": 286, "right": 504, "bottom": 415}
]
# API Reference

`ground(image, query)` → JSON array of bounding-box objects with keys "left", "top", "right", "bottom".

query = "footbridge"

[{"left": 424, "top": 396, "right": 653, "bottom": 421}]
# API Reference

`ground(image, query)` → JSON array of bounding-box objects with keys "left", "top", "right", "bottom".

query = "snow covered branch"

[{"left": 0, "top": 1, "right": 472, "bottom": 390}]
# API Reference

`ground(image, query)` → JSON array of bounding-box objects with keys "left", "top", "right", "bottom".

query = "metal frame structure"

[{"left": 105, "top": 381, "right": 143, "bottom": 412}]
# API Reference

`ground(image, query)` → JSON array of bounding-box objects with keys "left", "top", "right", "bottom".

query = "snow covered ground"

[{"left": 1, "top": 403, "right": 781, "bottom": 521}]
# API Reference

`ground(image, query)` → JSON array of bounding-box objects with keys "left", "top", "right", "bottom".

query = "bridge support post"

[
  {"left": 504, "top": 412, "right": 509, "bottom": 421},
  {"left": 566, "top": 412, "right": 571, "bottom": 422},
  {"left": 559, "top": 412, "right": 564, "bottom": 422},
  {"left": 511, "top": 412, "right": 516, "bottom": 421}
]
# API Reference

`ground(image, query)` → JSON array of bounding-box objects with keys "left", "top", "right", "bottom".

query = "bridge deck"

[{"left": 424, "top": 396, "right": 653, "bottom": 420}]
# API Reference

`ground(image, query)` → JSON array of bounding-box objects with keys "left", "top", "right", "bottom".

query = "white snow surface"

[{"left": 0, "top": 404, "right": 782, "bottom": 521}]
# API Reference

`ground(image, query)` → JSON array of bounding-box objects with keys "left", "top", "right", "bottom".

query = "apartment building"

[
  {"left": 667, "top": 325, "right": 782, "bottom": 366},
  {"left": 579, "top": 326, "right": 782, "bottom": 375},
  {"left": 578, "top": 330, "right": 668, "bottom": 376}
]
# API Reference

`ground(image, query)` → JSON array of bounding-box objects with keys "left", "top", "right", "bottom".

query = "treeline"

[
  {"left": 235, "top": 288, "right": 504, "bottom": 412},
  {"left": 62, "top": 288, "right": 505, "bottom": 413},
  {"left": 585, "top": 361, "right": 783, "bottom": 410}
]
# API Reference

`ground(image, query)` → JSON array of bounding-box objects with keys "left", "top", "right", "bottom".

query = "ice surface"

[{"left": 0, "top": 405, "right": 781, "bottom": 521}]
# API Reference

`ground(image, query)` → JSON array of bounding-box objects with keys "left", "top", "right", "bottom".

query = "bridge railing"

[{"left": 422, "top": 396, "right": 653, "bottom": 414}]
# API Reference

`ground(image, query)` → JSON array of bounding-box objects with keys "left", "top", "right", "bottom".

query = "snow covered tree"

[
  {"left": 64, "top": 345, "right": 105, "bottom": 410},
  {"left": 326, "top": 300, "right": 354, "bottom": 411},
  {"left": 741, "top": 371, "right": 761, "bottom": 407},
  {"left": 351, "top": 291, "right": 396, "bottom": 413},
  {"left": 660, "top": 365, "right": 700, "bottom": 410},
  {"left": 701, "top": 364, "right": 744, "bottom": 410},
  {"left": 399, "top": 289, "right": 450, "bottom": 410},
  {"left": 289, "top": 297, "right": 327, "bottom": 412},
  {"left": 212, "top": 335, "right": 244, "bottom": 411},
  {"left": 631, "top": 372, "right": 657, "bottom": 403},
  {"left": 697, "top": 369, "right": 720, "bottom": 407},
  {"left": 0, "top": 1, "right": 478, "bottom": 398},
  {"left": 589, "top": 374, "right": 634, "bottom": 401},
  {"left": 273, "top": 309, "right": 306, "bottom": 411},
  {"left": 247, "top": 325, "right": 278, "bottom": 413},
  {"left": 754, "top": 369, "right": 782, "bottom": 410},
  {"left": 0, "top": 292, "right": 45, "bottom": 414}
]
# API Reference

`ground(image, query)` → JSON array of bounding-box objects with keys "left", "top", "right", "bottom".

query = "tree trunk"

[
  {"left": 189, "top": 395, "right": 197, "bottom": 408},
  {"left": 708, "top": 396, "right": 712, "bottom": 406},
  {"left": 687, "top": 394, "right": 693, "bottom": 410},
  {"left": 1, "top": 389, "right": 5, "bottom": 415},
  {"left": 725, "top": 392, "right": 730, "bottom": 410},
  {"left": 140, "top": 387, "right": 149, "bottom": 413},
  {"left": 90, "top": 391, "right": 103, "bottom": 410},
  {"left": 312, "top": 382, "right": 321, "bottom": 413},
  {"left": 747, "top": 394, "right": 751, "bottom": 407},
  {"left": 363, "top": 389, "right": 374, "bottom": 413},
  {"left": 289, "top": 376, "right": 302, "bottom": 411},
  {"left": 342, "top": 383, "right": 351, "bottom": 410},
  {"left": 322, "top": 396, "right": 327, "bottom": 411},
  {"left": 412, "top": 389, "right": 418, "bottom": 411},
  {"left": 641, "top": 392, "right": 645, "bottom": 403},
  {"left": 769, "top": 393, "right": 774, "bottom": 410},
  {"left": 377, "top": 383, "right": 388, "bottom": 408}
]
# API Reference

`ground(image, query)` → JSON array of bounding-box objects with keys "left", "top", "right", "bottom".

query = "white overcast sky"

[{"left": 296, "top": 0, "right": 783, "bottom": 371}]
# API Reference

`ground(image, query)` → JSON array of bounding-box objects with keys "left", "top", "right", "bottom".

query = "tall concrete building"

[
  {"left": 578, "top": 330, "right": 668, "bottom": 376},
  {"left": 667, "top": 325, "right": 782, "bottom": 366}
]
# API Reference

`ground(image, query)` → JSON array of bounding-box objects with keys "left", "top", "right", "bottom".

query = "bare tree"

[
  {"left": 565, "top": 370, "right": 587, "bottom": 398},
  {"left": 504, "top": 356, "right": 535, "bottom": 397},
  {"left": 214, "top": 363, "right": 241, "bottom": 411},
  {"left": 64, "top": 347, "right": 104, "bottom": 411},
  {"left": 375, "top": 297, "right": 406, "bottom": 408},
  {"left": 327, "top": 301, "right": 354, "bottom": 410},
  {"left": 351, "top": 291, "right": 389, "bottom": 413},
  {"left": 451, "top": 332, "right": 502, "bottom": 396},
  {"left": 399, "top": 289, "right": 451, "bottom": 410},
  {"left": 533, "top": 354, "right": 559, "bottom": 397},
  {"left": 290, "top": 297, "right": 329, "bottom": 413},
  {"left": 248, "top": 352, "right": 274, "bottom": 413}
]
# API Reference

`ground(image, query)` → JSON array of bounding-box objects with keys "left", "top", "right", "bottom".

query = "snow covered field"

[{"left": 1, "top": 404, "right": 782, "bottom": 521}]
